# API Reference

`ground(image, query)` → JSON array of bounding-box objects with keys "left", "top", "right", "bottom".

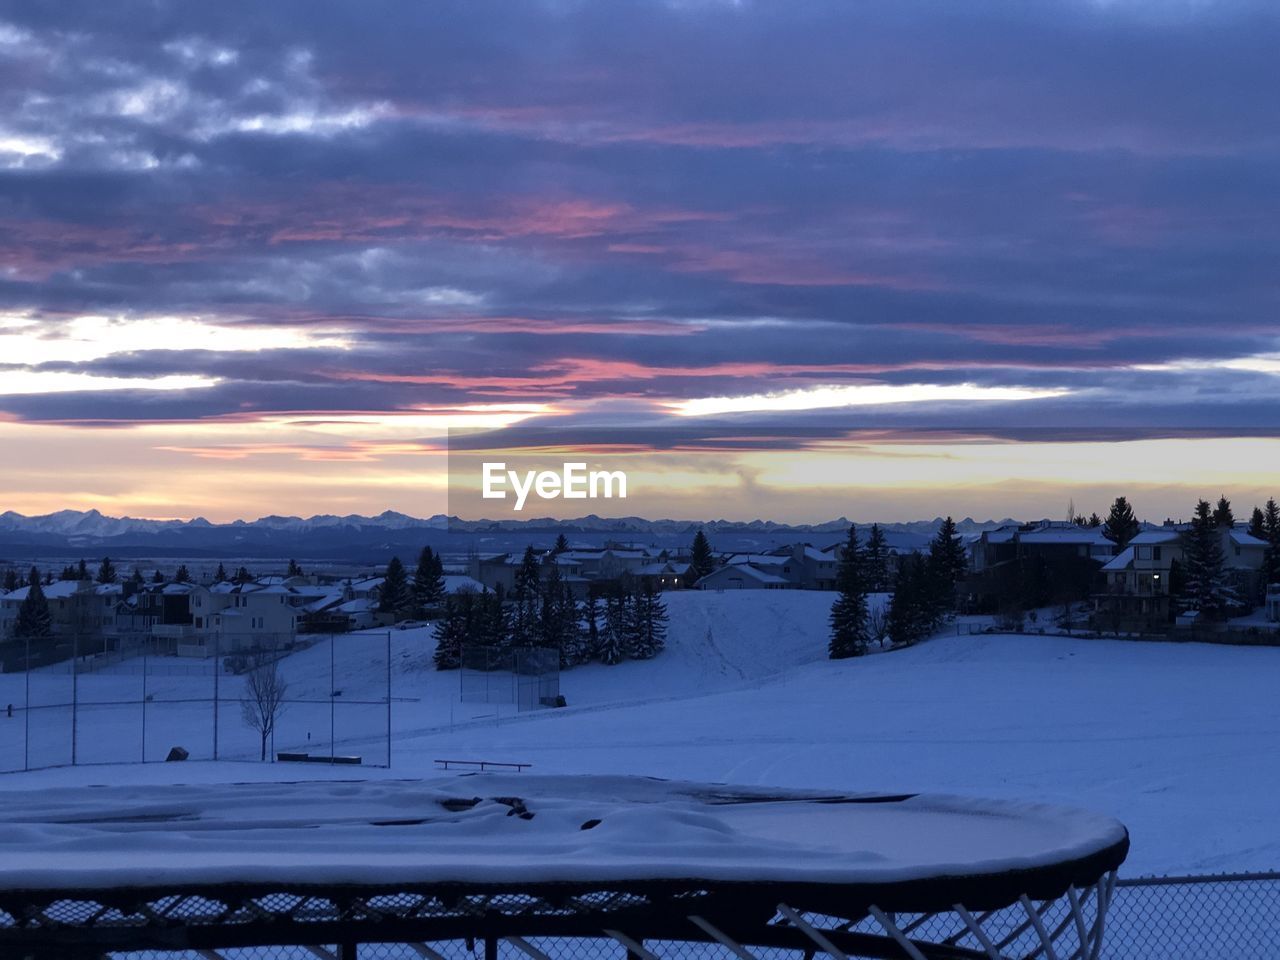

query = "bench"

[
  {"left": 435, "top": 759, "right": 531, "bottom": 772},
  {"left": 277, "top": 752, "right": 363, "bottom": 765}
]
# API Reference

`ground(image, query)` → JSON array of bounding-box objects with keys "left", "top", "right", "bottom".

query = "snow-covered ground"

[{"left": 1, "top": 589, "right": 1278, "bottom": 876}]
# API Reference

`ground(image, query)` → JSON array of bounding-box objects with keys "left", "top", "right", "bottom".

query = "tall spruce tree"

[
  {"left": 1087, "top": 513, "right": 1103, "bottom": 528},
  {"left": 1212, "top": 496, "right": 1235, "bottom": 529},
  {"left": 287, "top": 559, "right": 303, "bottom": 577},
  {"left": 1103, "top": 497, "right": 1141, "bottom": 549},
  {"left": 583, "top": 587, "right": 602, "bottom": 663},
  {"left": 628, "top": 583, "right": 668, "bottom": 660},
  {"left": 863, "top": 524, "right": 891, "bottom": 592},
  {"left": 1181, "top": 499, "right": 1232, "bottom": 619},
  {"left": 3, "top": 568, "right": 18, "bottom": 592},
  {"left": 509, "top": 545, "right": 542, "bottom": 647},
  {"left": 885, "top": 553, "right": 934, "bottom": 647},
  {"left": 598, "top": 587, "right": 627, "bottom": 665},
  {"left": 552, "top": 533, "right": 569, "bottom": 555},
  {"left": 96, "top": 556, "right": 117, "bottom": 584},
  {"left": 927, "top": 516, "right": 967, "bottom": 615},
  {"left": 14, "top": 567, "right": 53, "bottom": 640},
  {"left": 378, "top": 556, "right": 411, "bottom": 620},
  {"left": 688, "top": 529, "right": 715, "bottom": 584},
  {"left": 412, "top": 545, "right": 447, "bottom": 616},
  {"left": 432, "top": 593, "right": 469, "bottom": 670},
  {"left": 828, "top": 524, "right": 870, "bottom": 659},
  {"left": 77, "top": 558, "right": 89, "bottom": 580},
  {"left": 1263, "top": 498, "right": 1280, "bottom": 590},
  {"left": 174, "top": 564, "right": 192, "bottom": 583},
  {"left": 1248, "top": 506, "right": 1266, "bottom": 540},
  {"left": 59, "top": 565, "right": 77, "bottom": 581},
  {"left": 152, "top": 569, "right": 166, "bottom": 584},
  {"left": 215, "top": 562, "right": 228, "bottom": 583}
]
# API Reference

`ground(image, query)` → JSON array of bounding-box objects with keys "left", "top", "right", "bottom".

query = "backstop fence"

[
  {"left": 0, "top": 631, "right": 393, "bottom": 772},
  {"left": 88, "top": 870, "right": 1280, "bottom": 959},
  {"left": 460, "top": 645, "right": 561, "bottom": 711}
]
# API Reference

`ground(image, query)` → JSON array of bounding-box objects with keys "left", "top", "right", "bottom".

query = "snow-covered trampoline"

[{"left": 0, "top": 774, "right": 1128, "bottom": 960}]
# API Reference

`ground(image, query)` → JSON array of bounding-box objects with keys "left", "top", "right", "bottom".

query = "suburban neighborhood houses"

[{"left": 2, "top": 496, "right": 1279, "bottom": 669}]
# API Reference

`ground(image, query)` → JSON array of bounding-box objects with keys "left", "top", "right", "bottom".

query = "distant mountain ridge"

[{"left": 0, "top": 508, "right": 1023, "bottom": 562}]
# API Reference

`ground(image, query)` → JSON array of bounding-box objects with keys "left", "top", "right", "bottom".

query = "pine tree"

[
  {"left": 77, "top": 558, "right": 89, "bottom": 580},
  {"left": 885, "top": 554, "right": 934, "bottom": 647},
  {"left": 688, "top": 529, "right": 715, "bottom": 584},
  {"left": 598, "top": 587, "right": 627, "bottom": 665},
  {"left": 1212, "top": 496, "right": 1235, "bottom": 529},
  {"left": 1263, "top": 498, "right": 1280, "bottom": 590},
  {"left": 1087, "top": 513, "right": 1103, "bottom": 528},
  {"left": 174, "top": 564, "right": 192, "bottom": 583},
  {"left": 287, "top": 558, "right": 303, "bottom": 577},
  {"left": 628, "top": 583, "right": 668, "bottom": 660},
  {"left": 1103, "top": 497, "right": 1141, "bottom": 549},
  {"left": 234, "top": 566, "right": 253, "bottom": 584},
  {"left": 59, "top": 565, "right": 77, "bottom": 581},
  {"left": 96, "top": 556, "right": 117, "bottom": 584},
  {"left": 432, "top": 593, "right": 470, "bottom": 670},
  {"left": 478, "top": 591, "right": 509, "bottom": 648},
  {"left": 130, "top": 567, "right": 145, "bottom": 585},
  {"left": 1248, "top": 507, "right": 1266, "bottom": 540},
  {"left": 14, "top": 567, "right": 53, "bottom": 640},
  {"left": 2, "top": 568, "right": 18, "bottom": 592},
  {"left": 927, "top": 516, "right": 967, "bottom": 615},
  {"left": 412, "top": 546, "right": 447, "bottom": 616},
  {"left": 379, "top": 556, "right": 411, "bottom": 620},
  {"left": 583, "top": 588, "right": 602, "bottom": 663},
  {"left": 560, "top": 583, "right": 588, "bottom": 666},
  {"left": 215, "top": 562, "right": 228, "bottom": 583},
  {"left": 509, "top": 546, "right": 542, "bottom": 647},
  {"left": 1181, "top": 499, "right": 1232, "bottom": 619},
  {"left": 152, "top": 569, "right": 166, "bottom": 584},
  {"left": 552, "top": 533, "right": 569, "bottom": 556},
  {"left": 539, "top": 562, "right": 567, "bottom": 654},
  {"left": 863, "top": 524, "right": 891, "bottom": 592},
  {"left": 828, "top": 524, "right": 869, "bottom": 659}
]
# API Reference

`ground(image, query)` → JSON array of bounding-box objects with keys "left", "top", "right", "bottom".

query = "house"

[
  {"left": 695, "top": 562, "right": 791, "bottom": 590},
  {"left": 1266, "top": 583, "right": 1280, "bottom": 623},
  {"left": 0, "top": 580, "right": 95, "bottom": 640}
]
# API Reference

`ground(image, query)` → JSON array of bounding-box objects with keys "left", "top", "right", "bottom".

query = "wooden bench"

[
  {"left": 277, "top": 752, "right": 363, "bottom": 765},
  {"left": 435, "top": 759, "right": 531, "bottom": 772}
]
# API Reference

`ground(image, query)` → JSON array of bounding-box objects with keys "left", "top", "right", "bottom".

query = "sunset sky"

[{"left": 1, "top": 0, "right": 1278, "bottom": 523}]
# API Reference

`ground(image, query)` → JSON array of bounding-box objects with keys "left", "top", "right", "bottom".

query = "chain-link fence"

[
  {"left": 461, "top": 644, "right": 560, "bottom": 711},
  {"left": 0, "top": 631, "right": 393, "bottom": 771},
  {"left": 95, "top": 871, "right": 1280, "bottom": 959}
]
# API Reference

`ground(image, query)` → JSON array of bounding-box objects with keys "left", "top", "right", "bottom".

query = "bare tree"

[
  {"left": 241, "top": 657, "right": 288, "bottom": 761},
  {"left": 867, "top": 605, "right": 890, "bottom": 648}
]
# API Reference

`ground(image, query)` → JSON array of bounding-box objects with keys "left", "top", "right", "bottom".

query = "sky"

[{"left": 0, "top": 0, "right": 1278, "bottom": 523}]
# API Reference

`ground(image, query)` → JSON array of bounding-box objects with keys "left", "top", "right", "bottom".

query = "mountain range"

[{"left": 0, "top": 509, "right": 1022, "bottom": 562}]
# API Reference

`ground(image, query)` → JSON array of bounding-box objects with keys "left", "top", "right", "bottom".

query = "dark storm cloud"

[{"left": 0, "top": 0, "right": 1277, "bottom": 431}]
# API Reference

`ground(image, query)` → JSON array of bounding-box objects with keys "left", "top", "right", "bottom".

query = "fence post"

[
  {"left": 141, "top": 639, "right": 148, "bottom": 762},
  {"left": 71, "top": 633, "right": 78, "bottom": 766},
  {"left": 386, "top": 630, "right": 392, "bottom": 769},
  {"left": 330, "top": 631, "right": 336, "bottom": 763},
  {"left": 213, "top": 632, "right": 219, "bottom": 760},
  {"left": 23, "top": 636, "right": 30, "bottom": 772}
]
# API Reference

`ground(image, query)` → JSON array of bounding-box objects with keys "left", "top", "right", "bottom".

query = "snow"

[
  {"left": 0, "top": 590, "right": 1277, "bottom": 878},
  {"left": 0, "top": 774, "right": 1124, "bottom": 892}
]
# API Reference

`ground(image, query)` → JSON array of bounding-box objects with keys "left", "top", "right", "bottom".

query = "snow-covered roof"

[
  {"left": 1129, "top": 530, "right": 1182, "bottom": 545},
  {"left": 443, "top": 575, "right": 486, "bottom": 594},
  {"left": 1019, "top": 527, "right": 1111, "bottom": 546},
  {"left": 0, "top": 776, "right": 1129, "bottom": 893},
  {"left": 1229, "top": 530, "right": 1268, "bottom": 548},
  {"left": 1101, "top": 547, "right": 1134, "bottom": 572},
  {"left": 726, "top": 554, "right": 789, "bottom": 567},
  {"left": 2, "top": 581, "right": 84, "bottom": 601},
  {"left": 701, "top": 563, "right": 789, "bottom": 586}
]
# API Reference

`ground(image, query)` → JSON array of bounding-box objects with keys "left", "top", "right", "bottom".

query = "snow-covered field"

[{"left": 2, "top": 589, "right": 1278, "bottom": 877}]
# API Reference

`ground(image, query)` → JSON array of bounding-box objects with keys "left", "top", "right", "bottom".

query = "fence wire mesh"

[
  {"left": 0, "top": 631, "right": 393, "bottom": 771},
  {"left": 98, "top": 872, "right": 1280, "bottom": 959}
]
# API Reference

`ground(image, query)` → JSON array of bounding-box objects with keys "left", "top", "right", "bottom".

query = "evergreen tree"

[
  {"left": 59, "top": 565, "right": 77, "bottom": 581},
  {"left": 927, "top": 516, "right": 967, "bottom": 615},
  {"left": 412, "top": 545, "right": 447, "bottom": 616},
  {"left": 1103, "top": 497, "right": 1141, "bottom": 549},
  {"left": 2, "top": 568, "right": 18, "bottom": 592},
  {"left": 215, "top": 562, "right": 228, "bottom": 583},
  {"left": 287, "top": 558, "right": 303, "bottom": 577},
  {"left": 378, "top": 556, "right": 411, "bottom": 620},
  {"left": 130, "top": 567, "right": 145, "bottom": 585},
  {"left": 1181, "top": 499, "right": 1232, "bottom": 619},
  {"left": 627, "top": 583, "right": 668, "bottom": 660},
  {"left": 688, "top": 529, "right": 715, "bottom": 584},
  {"left": 560, "top": 583, "right": 589, "bottom": 666},
  {"left": 152, "top": 569, "right": 166, "bottom": 584},
  {"left": 885, "top": 554, "right": 934, "bottom": 647},
  {"left": 509, "top": 546, "right": 542, "bottom": 646},
  {"left": 828, "top": 524, "right": 869, "bottom": 659},
  {"left": 598, "top": 587, "right": 627, "bottom": 665},
  {"left": 234, "top": 566, "right": 253, "bottom": 584},
  {"left": 96, "top": 556, "right": 117, "bottom": 584},
  {"left": 1087, "top": 513, "right": 1103, "bottom": 528},
  {"left": 432, "top": 593, "right": 470, "bottom": 670},
  {"left": 552, "top": 533, "right": 569, "bottom": 556},
  {"left": 174, "top": 564, "right": 192, "bottom": 583},
  {"left": 1263, "top": 498, "right": 1280, "bottom": 590},
  {"left": 77, "top": 558, "right": 89, "bottom": 580},
  {"left": 14, "top": 567, "right": 53, "bottom": 640},
  {"left": 539, "top": 562, "right": 567, "bottom": 654},
  {"left": 582, "top": 587, "right": 602, "bottom": 663},
  {"left": 863, "top": 524, "right": 891, "bottom": 592},
  {"left": 1248, "top": 506, "right": 1266, "bottom": 540},
  {"left": 478, "top": 591, "right": 509, "bottom": 648},
  {"left": 1212, "top": 496, "right": 1235, "bottom": 529}
]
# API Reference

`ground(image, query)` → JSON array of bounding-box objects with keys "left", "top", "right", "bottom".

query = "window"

[{"left": 1136, "top": 546, "right": 1151, "bottom": 560}]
